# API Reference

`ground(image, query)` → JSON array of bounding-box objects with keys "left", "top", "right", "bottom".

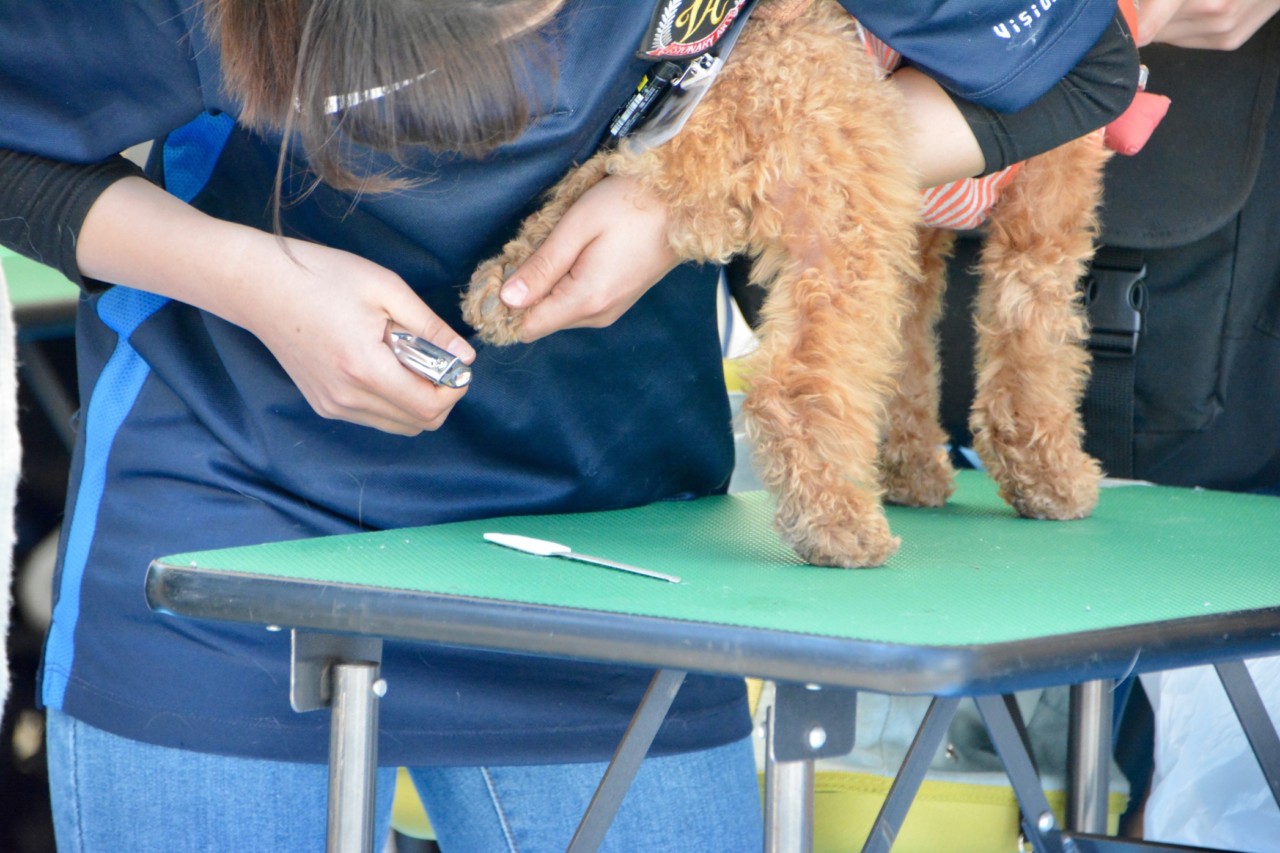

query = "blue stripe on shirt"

[{"left": 42, "top": 112, "right": 235, "bottom": 708}]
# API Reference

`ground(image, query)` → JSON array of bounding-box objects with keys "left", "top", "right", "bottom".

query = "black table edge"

[{"left": 146, "top": 560, "right": 1280, "bottom": 696}]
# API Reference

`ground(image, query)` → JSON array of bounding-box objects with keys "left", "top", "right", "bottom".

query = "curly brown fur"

[
  {"left": 464, "top": 0, "right": 1109, "bottom": 567},
  {"left": 878, "top": 137, "right": 1109, "bottom": 521},
  {"left": 466, "top": 2, "right": 917, "bottom": 567},
  {"left": 967, "top": 137, "right": 1109, "bottom": 519},
  {"left": 879, "top": 225, "right": 958, "bottom": 508}
]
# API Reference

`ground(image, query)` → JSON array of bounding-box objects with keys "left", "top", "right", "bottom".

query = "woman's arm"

[
  {"left": 888, "top": 69, "right": 987, "bottom": 187},
  {"left": 898, "top": 10, "right": 1141, "bottom": 183},
  {"left": 0, "top": 150, "right": 145, "bottom": 288},
  {"left": 76, "top": 177, "right": 474, "bottom": 435},
  {"left": 501, "top": 9, "right": 1141, "bottom": 337}
]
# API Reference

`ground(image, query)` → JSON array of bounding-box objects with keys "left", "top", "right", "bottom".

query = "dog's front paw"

[
  {"left": 461, "top": 258, "right": 525, "bottom": 346},
  {"left": 777, "top": 503, "right": 900, "bottom": 569}
]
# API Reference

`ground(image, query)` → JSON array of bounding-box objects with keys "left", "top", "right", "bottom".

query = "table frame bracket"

[
  {"left": 771, "top": 681, "right": 858, "bottom": 763},
  {"left": 291, "top": 630, "right": 384, "bottom": 713}
]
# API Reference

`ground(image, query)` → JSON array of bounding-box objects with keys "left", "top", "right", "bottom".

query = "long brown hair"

[{"left": 204, "top": 0, "right": 560, "bottom": 197}]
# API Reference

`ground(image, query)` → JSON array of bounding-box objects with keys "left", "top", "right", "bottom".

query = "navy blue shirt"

[
  {"left": 1, "top": 0, "right": 1115, "bottom": 764},
  {"left": 846, "top": 0, "right": 1117, "bottom": 111}
]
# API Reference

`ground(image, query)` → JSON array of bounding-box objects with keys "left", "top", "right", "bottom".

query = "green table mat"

[
  {"left": 158, "top": 471, "right": 1280, "bottom": 650},
  {"left": 1, "top": 246, "right": 80, "bottom": 309}
]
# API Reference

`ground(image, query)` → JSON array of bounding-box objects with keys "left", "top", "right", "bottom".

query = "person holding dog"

[
  {"left": 1111, "top": 1, "right": 1280, "bottom": 848},
  {"left": 930, "top": 1, "right": 1280, "bottom": 847},
  {"left": 0, "top": 1, "right": 1136, "bottom": 849}
]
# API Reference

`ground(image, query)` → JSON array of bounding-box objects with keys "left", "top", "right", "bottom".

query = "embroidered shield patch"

[{"left": 639, "top": 0, "right": 752, "bottom": 60}]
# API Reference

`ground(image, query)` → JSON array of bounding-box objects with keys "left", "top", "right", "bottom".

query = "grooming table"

[{"left": 145, "top": 471, "right": 1280, "bottom": 853}]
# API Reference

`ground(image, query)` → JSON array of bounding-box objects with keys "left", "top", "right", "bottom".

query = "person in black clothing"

[{"left": 934, "top": 1, "right": 1280, "bottom": 846}]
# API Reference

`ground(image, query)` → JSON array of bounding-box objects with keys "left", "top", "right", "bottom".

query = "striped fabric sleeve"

[{"left": 917, "top": 166, "right": 1021, "bottom": 230}]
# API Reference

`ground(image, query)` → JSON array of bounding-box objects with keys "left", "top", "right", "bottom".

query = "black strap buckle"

[{"left": 1085, "top": 259, "right": 1146, "bottom": 356}]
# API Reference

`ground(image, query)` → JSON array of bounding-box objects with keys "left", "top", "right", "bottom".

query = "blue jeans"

[{"left": 47, "top": 709, "right": 763, "bottom": 852}]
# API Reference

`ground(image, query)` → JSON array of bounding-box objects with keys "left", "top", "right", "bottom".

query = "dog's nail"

[
  {"left": 481, "top": 294, "right": 500, "bottom": 317},
  {"left": 503, "top": 264, "right": 518, "bottom": 279}
]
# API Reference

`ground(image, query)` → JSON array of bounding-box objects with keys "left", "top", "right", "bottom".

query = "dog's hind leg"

[
  {"left": 969, "top": 136, "right": 1110, "bottom": 519},
  {"left": 880, "top": 226, "right": 957, "bottom": 507}
]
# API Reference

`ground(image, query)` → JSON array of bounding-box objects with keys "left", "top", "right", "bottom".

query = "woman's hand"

[
  {"left": 496, "top": 174, "right": 678, "bottom": 343},
  {"left": 78, "top": 176, "right": 474, "bottom": 436},
  {"left": 1136, "top": 0, "right": 1280, "bottom": 48},
  {"left": 234, "top": 237, "right": 474, "bottom": 436}
]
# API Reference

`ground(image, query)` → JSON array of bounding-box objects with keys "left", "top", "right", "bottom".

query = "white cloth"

[
  {"left": 1143, "top": 656, "right": 1280, "bottom": 852},
  {"left": 0, "top": 260, "right": 21, "bottom": 720}
]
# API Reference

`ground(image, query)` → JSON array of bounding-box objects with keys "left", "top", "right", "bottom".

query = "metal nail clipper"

[{"left": 385, "top": 323, "right": 472, "bottom": 388}]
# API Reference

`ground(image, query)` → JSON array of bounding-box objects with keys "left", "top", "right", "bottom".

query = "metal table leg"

[
  {"left": 763, "top": 682, "right": 859, "bottom": 853},
  {"left": 862, "top": 696, "right": 961, "bottom": 853},
  {"left": 567, "top": 669, "right": 688, "bottom": 853},
  {"left": 975, "top": 694, "right": 1066, "bottom": 853},
  {"left": 290, "top": 631, "right": 385, "bottom": 853},
  {"left": 1069, "top": 680, "right": 1114, "bottom": 834},
  {"left": 328, "top": 661, "right": 384, "bottom": 853},
  {"left": 1215, "top": 660, "right": 1280, "bottom": 809},
  {"left": 764, "top": 704, "right": 815, "bottom": 853}
]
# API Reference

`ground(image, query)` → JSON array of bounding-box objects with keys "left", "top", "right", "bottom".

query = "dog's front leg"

[
  {"left": 462, "top": 157, "right": 611, "bottom": 344},
  {"left": 702, "top": 7, "right": 920, "bottom": 568},
  {"left": 742, "top": 245, "right": 907, "bottom": 567}
]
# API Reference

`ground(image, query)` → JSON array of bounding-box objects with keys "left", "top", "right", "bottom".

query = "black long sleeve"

[
  {"left": 952, "top": 10, "right": 1141, "bottom": 175},
  {"left": 0, "top": 149, "right": 146, "bottom": 291}
]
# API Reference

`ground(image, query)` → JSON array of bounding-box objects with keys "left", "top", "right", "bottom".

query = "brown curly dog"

[{"left": 463, "top": 0, "right": 1109, "bottom": 568}]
